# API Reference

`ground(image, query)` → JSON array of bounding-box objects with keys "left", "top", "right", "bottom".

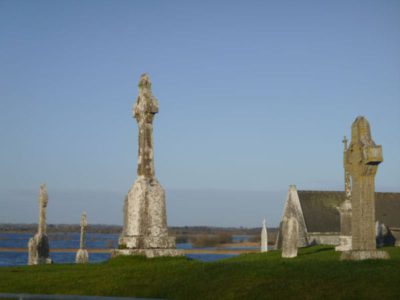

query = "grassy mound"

[{"left": 1, "top": 246, "right": 399, "bottom": 299}]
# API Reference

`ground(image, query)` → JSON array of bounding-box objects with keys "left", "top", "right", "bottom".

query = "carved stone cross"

[{"left": 133, "top": 74, "right": 159, "bottom": 178}]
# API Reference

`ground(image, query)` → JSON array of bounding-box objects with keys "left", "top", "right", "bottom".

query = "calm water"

[{"left": 0, "top": 233, "right": 248, "bottom": 266}]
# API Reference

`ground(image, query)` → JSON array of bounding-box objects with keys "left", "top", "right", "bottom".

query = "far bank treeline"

[{"left": 0, "top": 224, "right": 279, "bottom": 246}]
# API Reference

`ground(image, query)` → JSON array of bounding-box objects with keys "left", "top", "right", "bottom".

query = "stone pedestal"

[
  {"left": 112, "top": 248, "right": 182, "bottom": 258},
  {"left": 28, "top": 234, "right": 52, "bottom": 265},
  {"left": 335, "top": 199, "right": 352, "bottom": 252},
  {"left": 116, "top": 178, "right": 182, "bottom": 257},
  {"left": 76, "top": 249, "right": 89, "bottom": 263},
  {"left": 335, "top": 236, "right": 352, "bottom": 252},
  {"left": 341, "top": 250, "right": 389, "bottom": 261}
]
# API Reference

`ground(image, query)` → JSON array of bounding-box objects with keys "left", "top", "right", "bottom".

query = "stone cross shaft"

[
  {"left": 38, "top": 184, "right": 48, "bottom": 236},
  {"left": 80, "top": 212, "right": 88, "bottom": 249},
  {"left": 344, "top": 116, "right": 382, "bottom": 251},
  {"left": 342, "top": 136, "right": 351, "bottom": 200},
  {"left": 133, "top": 74, "right": 159, "bottom": 178}
]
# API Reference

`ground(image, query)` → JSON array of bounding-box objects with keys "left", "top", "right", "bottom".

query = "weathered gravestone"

[{"left": 281, "top": 216, "right": 299, "bottom": 258}]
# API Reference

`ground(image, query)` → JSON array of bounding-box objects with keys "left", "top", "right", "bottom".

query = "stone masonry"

[
  {"left": 341, "top": 116, "right": 389, "bottom": 260},
  {"left": 113, "top": 74, "right": 182, "bottom": 258},
  {"left": 28, "top": 184, "right": 52, "bottom": 265}
]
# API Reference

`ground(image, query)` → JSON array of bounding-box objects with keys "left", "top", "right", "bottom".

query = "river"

[{"left": 0, "top": 233, "right": 258, "bottom": 266}]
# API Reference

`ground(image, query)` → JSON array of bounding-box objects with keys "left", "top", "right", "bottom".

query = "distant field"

[{"left": 0, "top": 246, "right": 399, "bottom": 300}]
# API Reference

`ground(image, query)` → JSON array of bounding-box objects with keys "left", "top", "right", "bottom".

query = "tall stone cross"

[
  {"left": 133, "top": 74, "right": 159, "bottom": 178},
  {"left": 76, "top": 211, "right": 89, "bottom": 263},
  {"left": 114, "top": 74, "right": 181, "bottom": 258},
  {"left": 342, "top": 136, "right": 351, "bottom": 200},
  {"left": 28, "top": 184, "right": 52, "bottom": 265},
  {"left": 38, "top": 184, "right": 48, "bottom": 236},
  {"left": 341, "top": 116, "right": 389, "bottom": 260},
  {"left": 80, "top": 212, "right": 88, "bottom": 249}
]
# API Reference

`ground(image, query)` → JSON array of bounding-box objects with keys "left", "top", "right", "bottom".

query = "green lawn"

[{"left": 1, "top": 246, "right": 399, "bottom": 300}]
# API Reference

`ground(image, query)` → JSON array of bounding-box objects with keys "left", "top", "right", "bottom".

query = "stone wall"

[{"left": 307, "top": 233, "right": 340, "bottom": 245}]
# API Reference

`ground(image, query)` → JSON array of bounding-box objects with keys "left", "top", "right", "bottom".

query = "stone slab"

[
  {"left": 76, "top": 249, "right": 89, "bottom": 263},
  {"left": 340, "top": 250, "right": 390, "bottom": 260},
  {"left": 119, "top": 236, "right": 176, "bottom": 249},
  {"left": 335, "top": 236, "right": 352, "bottom": 252},
  {"left": 111, "top": 248, "right": 184, "bottom": 258}
]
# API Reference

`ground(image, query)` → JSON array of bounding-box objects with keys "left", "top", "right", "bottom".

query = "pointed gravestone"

[
  {"left": 261, "top": 219, "right": 268, "bottom": 252},
  {"left": 341, "top": 116, "right": 389, "bottom": 260},
  {"left": 114, "top": 74, "right": 182, "bottom": 258},
  {"left": 28, "top": 184, "right": 52, "bottom": 265},
  {"left": 281, "top": 216, "right": 299, "bottom": 258},
  {"left": 76, "top": 212, "right": 89, "bottom": 263}
]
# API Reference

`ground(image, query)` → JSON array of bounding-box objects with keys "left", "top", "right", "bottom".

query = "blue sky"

[{"left": 0, "top": 0, "right": 399, "bottom": 227}]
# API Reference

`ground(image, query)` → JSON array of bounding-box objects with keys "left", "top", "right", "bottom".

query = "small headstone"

[
  {"left": 281, "top": 216, "right": 298, "bottom": 258},
  {"left": 261, "top": 219, "right": 268, "bottom": 253}
]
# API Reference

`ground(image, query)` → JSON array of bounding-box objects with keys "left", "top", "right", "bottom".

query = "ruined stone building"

[{"left": 275, "top": 186, "right": 400, "bottom": 249}]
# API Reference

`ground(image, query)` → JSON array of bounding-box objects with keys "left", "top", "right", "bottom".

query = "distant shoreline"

[
  {"left": 0, "top": 246, "right": 260, "bottom": 255},
  {"left": 0, "top": 224, "right": 277, "bottom": 234}
]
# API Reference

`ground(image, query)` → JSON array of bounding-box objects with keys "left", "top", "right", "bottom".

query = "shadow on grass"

[{"left": 300, "top": 246, "right": 334, "bottom": 256}]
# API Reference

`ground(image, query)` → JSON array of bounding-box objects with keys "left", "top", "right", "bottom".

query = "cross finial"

[
  {"left": 80, "top": 211, "right": 87, "bottom": 228},
  {"left": 342, "top": 135, "right": 348, "bottom": 150}
]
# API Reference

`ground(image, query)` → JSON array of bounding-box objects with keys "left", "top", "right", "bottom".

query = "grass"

[{"left": 0, "top": 246, "right": 399, "bottom": 299}]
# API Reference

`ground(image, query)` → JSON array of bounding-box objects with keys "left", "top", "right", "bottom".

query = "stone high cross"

[
  {"left": 76, "top": 212, "right": 89, "bottom": 263},
  {"left": 342, "top": 136, "right": 351, "bottom": 200},
  {"left": 133, "top": 74, "right": 158, "bottom": 178},
  {"left": 341, "top": 116, "right": 389, "bottom": 260},
  {"left": 28, "top": 184, "right": 52, "bottom": 265},
  {"left": 114, "top": 74, "right": 181, "bottom": 258},
  {"left": 80, "top": 212, "right": 88, "bottom": 249},
  {"left": 38, "top": 184, "right": 48, "bottom": 236}
]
